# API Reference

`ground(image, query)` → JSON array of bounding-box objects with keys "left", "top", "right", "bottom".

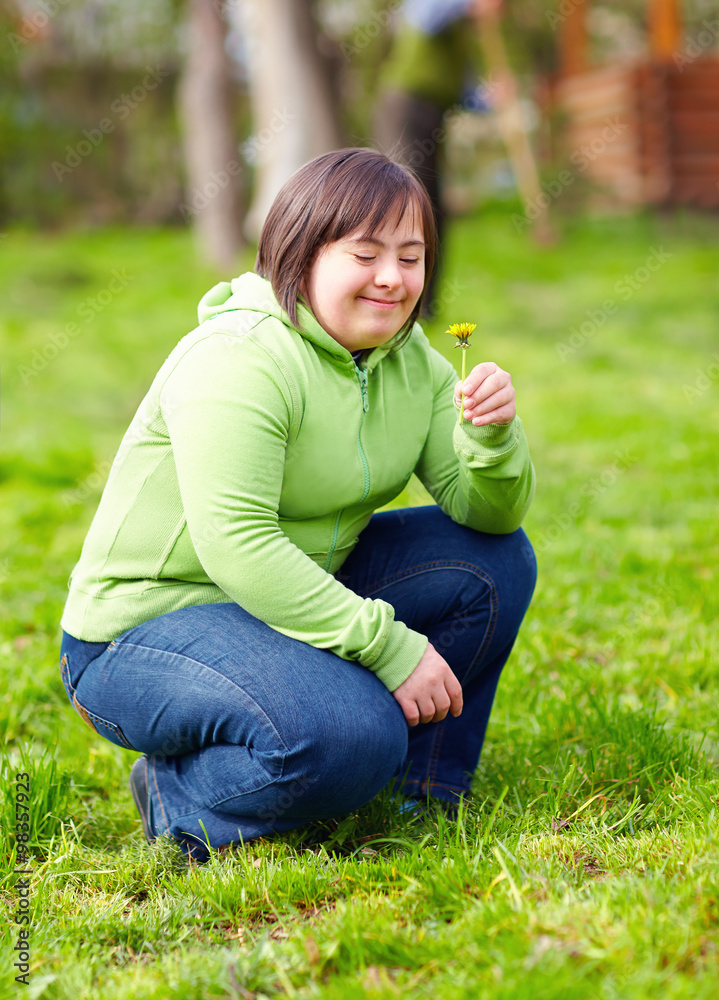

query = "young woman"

[{"left": 59, "top": 148, "right": 536, "bottom": 861}]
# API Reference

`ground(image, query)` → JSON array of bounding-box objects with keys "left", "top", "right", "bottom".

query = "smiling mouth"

[{"left": 359, "top": 297, "right": 402, "bottom": 309}]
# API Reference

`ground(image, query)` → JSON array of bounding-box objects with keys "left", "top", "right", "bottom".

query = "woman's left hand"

[{"left": 454, "top": 362, "right": 516, "bottom": 427}]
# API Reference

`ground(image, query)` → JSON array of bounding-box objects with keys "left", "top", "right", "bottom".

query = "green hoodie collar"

[{"left": 197, "top": 272, "right": 413, "bottom": 373}]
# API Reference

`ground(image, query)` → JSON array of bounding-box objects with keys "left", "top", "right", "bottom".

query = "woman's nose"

[{"left": 373, "top": 257, "right": 402, "bottom": 288}]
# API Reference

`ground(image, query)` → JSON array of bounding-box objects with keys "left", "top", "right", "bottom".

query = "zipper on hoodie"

[
  {"left": 323, "top": 365, "right": 371, "bottom": 573},
  {"left": 356, "top": 366, "right": 369, "bottom": 414},
  {"left": 354, "top": 366, "right": 371, "bottom": 501}
]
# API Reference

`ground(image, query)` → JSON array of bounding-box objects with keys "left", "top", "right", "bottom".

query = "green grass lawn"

[{"left": 1, "top": 208, "right": 718, "bottom": 999}]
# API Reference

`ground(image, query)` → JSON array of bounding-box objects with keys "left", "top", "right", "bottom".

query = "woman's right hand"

[{"left": 392, "top": 643, "right": 463, "bottom": 727}]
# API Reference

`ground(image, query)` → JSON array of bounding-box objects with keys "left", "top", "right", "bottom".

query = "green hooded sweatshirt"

[{"left": 61, "top": 273, "right": 535, "bottom": 692}]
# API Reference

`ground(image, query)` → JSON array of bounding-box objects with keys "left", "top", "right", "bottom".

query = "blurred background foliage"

[{"left": 2, "top": 0, "right": 717, "bottom": 233}]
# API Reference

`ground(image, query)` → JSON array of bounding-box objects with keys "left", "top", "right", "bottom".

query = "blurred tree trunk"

[
  {"left": 177, "top": 0, "right": 244, "bottom": 269},
  {"left": 240, "top": 0, "right": 343, "bottom": 240}
]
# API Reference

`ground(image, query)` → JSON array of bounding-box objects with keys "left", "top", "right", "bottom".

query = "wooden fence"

[{"left": 556, "top": 57, "right": 719, "bottom": 208}]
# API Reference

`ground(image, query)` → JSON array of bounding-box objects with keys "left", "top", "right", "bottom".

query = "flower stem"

[{"left": 459, "top": 348, "right": 467, "bottom": 425}]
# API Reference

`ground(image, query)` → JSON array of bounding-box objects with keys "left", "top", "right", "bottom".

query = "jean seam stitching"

[
  {"left": 74, "top": 703, "right": 136, "bottom": 750},
  {"left": 60, "top": 655, "right": 75, "bottom": 697},
  {"left": 63, "top": 654, "right": 136, "bottom": 749},
  {"left": 110, "top": 639, "right": 291, "bottom": 756},
  {"left": 151, "top": 757, "right": 170, "bottom": 835},
  {"left": 360, "top": 559, "right": 492, "bottom": 597},
  {"left": 414, "top": 566, "right": 498, "bottom": 793},
  {"left": 170, "top": 763, "right": 285, "bottom": 814},
  {"left": 63, "top": 645, "right": 139, "bottom": 746},
  {"left": 404, "top": 779, "right": 468, "bottom": 795},
  {"left": 365, "top": 560, "right": 498, "bottom": 793}
]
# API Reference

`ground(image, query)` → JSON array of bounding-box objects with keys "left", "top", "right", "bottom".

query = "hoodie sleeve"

[
  {"left": 414, "top": 349, "right": 535, "bottom": 533},
  {"left": 159, "top": 332, "right": 428, "bottom": 692}
]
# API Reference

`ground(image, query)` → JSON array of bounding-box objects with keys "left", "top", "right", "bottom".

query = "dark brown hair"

[{"left": 255, "top": 147, "right": 437, "bottom": 338}]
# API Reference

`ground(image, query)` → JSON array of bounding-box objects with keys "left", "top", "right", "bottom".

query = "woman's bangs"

[
  {"left": 360, "top": 182, "right": 420, "bottom": 242},
  {"left": 329, "top": 167, "right": 423, "bottom": 245}
]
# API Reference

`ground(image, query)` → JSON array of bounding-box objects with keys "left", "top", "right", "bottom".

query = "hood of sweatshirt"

[{"left": 197, "top": 272, "right": 413, "bottom": 373}]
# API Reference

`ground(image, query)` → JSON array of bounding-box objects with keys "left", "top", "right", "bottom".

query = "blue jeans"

[{"left": 59, "top": 506, "right": 536, "bottom": 858}]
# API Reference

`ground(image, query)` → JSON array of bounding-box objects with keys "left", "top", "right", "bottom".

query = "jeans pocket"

[
  {"left": 71, "top": 693, "right": 137, "bottom": 750},
  {"left": 60, "top": 653, "right": 75, "bottom": 704},
  {"left": 59, "top": 652, "right": 136, "bottom": 751}
]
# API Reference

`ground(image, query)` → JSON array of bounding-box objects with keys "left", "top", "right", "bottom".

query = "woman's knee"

[
  {"left": 490, "top": 530, "right": 537, "bottom": 629},
  {"left": 458, "top": 527, "right": 536, "bottom": 632},
  {"left": 502, "top": 527, "right": 537, "bottom": 596},
  {"left": 290, "top": 695, "right": 408, "bottom": 813}
]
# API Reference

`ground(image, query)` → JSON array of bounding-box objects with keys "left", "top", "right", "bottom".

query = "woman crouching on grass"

[{"left": 58, "top": 147, "right": 537, "bottom": 861}]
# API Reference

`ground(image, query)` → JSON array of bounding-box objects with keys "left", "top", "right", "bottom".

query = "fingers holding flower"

[
  {"left": 456, "top": 362, "right": 516, "bottom": 426},
  {"left": 446, "top": 322, "right": 516, "bottom": 427}
]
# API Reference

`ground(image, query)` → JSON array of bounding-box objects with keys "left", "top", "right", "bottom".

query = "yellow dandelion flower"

[{"left": 446, "top": 322, "right": 476, "bottom": 345}]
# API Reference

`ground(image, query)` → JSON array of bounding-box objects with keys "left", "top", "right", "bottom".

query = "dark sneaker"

[
  {"left": 129, "top": 756, "right": 156, "bottom": 843},
  {"left": 396, "top": 796, "right": 461, "bottom": 821}
]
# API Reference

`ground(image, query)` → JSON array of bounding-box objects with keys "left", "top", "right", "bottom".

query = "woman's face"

[{"left": 302, "top": 209, "right": 426, "bottom": 353}]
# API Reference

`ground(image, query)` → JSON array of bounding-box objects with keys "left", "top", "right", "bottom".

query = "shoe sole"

[{"left": 129, "top": 756, "right": 156, "bottom": 844}]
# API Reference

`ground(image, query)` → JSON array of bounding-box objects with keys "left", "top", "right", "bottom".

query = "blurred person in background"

[{"left": 374, "top": 0, "right": 497, "bottom": 316}]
